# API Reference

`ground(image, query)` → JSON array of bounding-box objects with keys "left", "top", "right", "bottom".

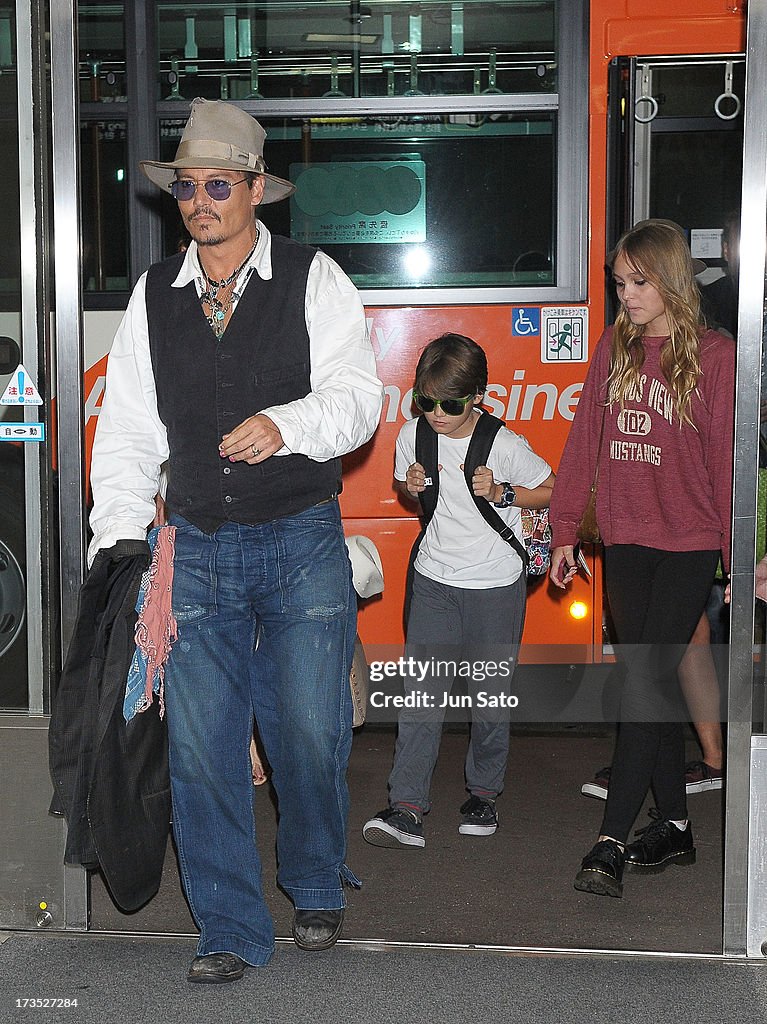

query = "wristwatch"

[{"left": 493, "top": 482, "right": 516, "bottom": 508}]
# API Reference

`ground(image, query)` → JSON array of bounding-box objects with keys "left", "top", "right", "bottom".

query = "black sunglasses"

[
  {"left": 170, "top": 177, "right": 249, "bottom": 202},
  {"left": 413, "top": 392, "right": 475, "bottom": 416}
]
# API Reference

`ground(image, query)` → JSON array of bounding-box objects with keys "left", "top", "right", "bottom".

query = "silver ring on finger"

[{"left": 251, "top": 444, "right": 261, "bottom": 457}]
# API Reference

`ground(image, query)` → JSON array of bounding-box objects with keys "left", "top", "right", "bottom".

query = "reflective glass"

[
  {"left": 78, "top": 4, "right": 127, "bottom": 102},
  {"left": 651, "top": 62, "right": 745, "bottom": 120},
  {"left": 650, "top": 131, "right": 742, "bottom": 242},
  {"left": 646, "top": 63, "right": 743, "bottom": 250},
  {"left": 80, "top": 121, "right": 130, "bottom": 292},
  {"left": 156, "top": 1, "right": 557, "bottom": 101},
  {"left": 0, "top": 3, "right": 28, "bottom": 711},
  {"left": 0, "top": 5, "right": 18, "bottom": 307},
  {"left": 159, "top": 113, "right": 555, "bottom": 290}
]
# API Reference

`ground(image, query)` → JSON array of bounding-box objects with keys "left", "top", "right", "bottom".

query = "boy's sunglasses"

[
  {"left": 413, "top": 392, "right": 475, "bottom": 416},
  {"left": 170, "top": 177, "right": 249, "bottom": 202}
]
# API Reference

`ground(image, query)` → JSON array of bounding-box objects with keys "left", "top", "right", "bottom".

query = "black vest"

[{"left": 145, "top": 235, "right": 341, "bottom": 532}]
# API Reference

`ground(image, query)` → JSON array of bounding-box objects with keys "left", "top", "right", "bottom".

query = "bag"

[
  {"left": 414, "top": 411, "right": 550, "bottom": 577},
  {"left": 575, "top": 405, "right": 606, "bottom": 545},
  {"left": 521, "top": 507, "right": 552, "bottom": 576},
  {"left": 576, "top": 487, "right": 600, "bottom": 544},
  {"left": 349, "top": 634, "right": 369, "bottom": 728},
  {"left": 345, "top": 536, "right": 382, "bottom": 727}
]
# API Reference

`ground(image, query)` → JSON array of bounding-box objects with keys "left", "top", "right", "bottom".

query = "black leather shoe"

[
  {"left": 292, "top": 908, "right": 344, "bottom": 951},
  {"left": 624, "top": 809, "right": 696, "bottom": 872},
  {"left": 574, "top": 839, "right": 624, "bottom": 898},
  {"left": 187, "top": 952, "right": 247, "bottom": 984}
]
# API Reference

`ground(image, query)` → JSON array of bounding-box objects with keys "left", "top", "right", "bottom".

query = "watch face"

[{"left": 494, "top": 483, "right": 515, "bottom": 508}]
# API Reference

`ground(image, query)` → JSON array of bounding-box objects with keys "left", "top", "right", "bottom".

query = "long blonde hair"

[{"left": 606, "top": 220, "right": 703, "bottom": 426}]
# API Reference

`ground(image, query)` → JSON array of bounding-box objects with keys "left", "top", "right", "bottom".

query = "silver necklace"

[{"left": 199, "top": 236, "right": 258, "bottom": 339}]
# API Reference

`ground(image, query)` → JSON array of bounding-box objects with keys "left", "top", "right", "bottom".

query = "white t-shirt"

[{"left": 395, "top": 413, "right": 552, "bottom": 588}]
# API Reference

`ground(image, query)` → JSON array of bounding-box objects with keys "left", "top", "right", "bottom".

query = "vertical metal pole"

[
  {"left": 556, "top": 0, "right": 588, "bottom": 298},
  {"left": 50, "top": 0, "right": 88, "bottom": 930},
  {"left": 126, "top": 0, "right": 161, "bottom": 280},
  {"left": 724, "top": 0, "right": 767, "bottom": 957},
  {"left": 632, "top": 65, "right": 652, "bottom": 224},
  {"left": 349, "top": 0, "right": 361, "bottom": 98},
  {"left": 50, "top": 0, "right": 86, "bottom": 647}
]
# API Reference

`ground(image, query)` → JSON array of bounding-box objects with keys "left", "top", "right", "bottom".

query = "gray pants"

[{"left": 388, "top": 571, "right": 526, "bottom": 813}]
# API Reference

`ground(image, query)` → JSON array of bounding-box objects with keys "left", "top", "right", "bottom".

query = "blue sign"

[
  {"left": 0, "top": 422, "right": 45, "bottom": 441},
  {"left": 511, "top": 307, "right": 541, "bottom": 337}
]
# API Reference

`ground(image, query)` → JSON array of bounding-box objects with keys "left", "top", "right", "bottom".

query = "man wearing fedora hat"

[{"left": 88, "top": 98, "right": 382, "bottom": 983}]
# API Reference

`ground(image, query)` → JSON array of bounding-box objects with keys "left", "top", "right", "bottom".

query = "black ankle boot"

[
  {"left": 624, "top": 808, "right": 696, "bottom": 872},
  {"left": 574, "top": 838, "right": 624, "bottom": 898}
]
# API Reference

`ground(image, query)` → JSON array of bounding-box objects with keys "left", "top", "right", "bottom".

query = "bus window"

[
  {"left": 651, "top": 128, "right": 742, "bottom": 234},
  {"left": 155, "top": 0, "right": 557, "bottom": 101},
  {"left": 644, "top": 63, "right": 744, "bottom": 234},
  {"left": 80, "top": 121, "right": 131, "bottom": 293},
  {"left": 0, "top": 101, "right": 20, "bottom": 308},
  {"left": 78, "top": 3, "right": 126, "bottom": 103},
  {"left": 651, "top": 61, "right": 745, "bottom": 119},
  {"left": 157, "top": 112, "right": 555, "bottom": 291},
  {"left": 76, "top": 1, "right": 584, "bottom": 304}
]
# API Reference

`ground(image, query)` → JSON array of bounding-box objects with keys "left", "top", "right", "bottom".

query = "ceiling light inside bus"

[
  {"left": 404, "top": 246, "right": 431, "bottom": 279},
  {"left": 569, "top": 600, "right": 588, "bottom": 621}
]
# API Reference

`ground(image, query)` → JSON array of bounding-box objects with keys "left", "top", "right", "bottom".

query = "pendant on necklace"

[{"left": 200, "top": 269, "right": 240, "bottom": 339}]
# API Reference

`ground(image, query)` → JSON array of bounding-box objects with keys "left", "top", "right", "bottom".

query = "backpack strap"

[
  {"left": 415, "top": 413, "right": 439, "bottom": 522},
  {"left": 404, "top": 416, "right": 438, "bottom": 630},
  {"left": 463, "top": 409, "right": 504, "bottom": 476},
  {"left": 463, "top": 411, "right": 530, "bottom": 570}
]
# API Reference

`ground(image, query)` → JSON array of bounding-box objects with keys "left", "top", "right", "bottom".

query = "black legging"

[{"left": 600, "top": 544, "right": 720, "bottom": 844}]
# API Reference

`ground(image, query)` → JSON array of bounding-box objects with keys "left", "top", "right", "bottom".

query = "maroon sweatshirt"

[{"left": 549, "top": 326, "right": 735, "bottom": 570}]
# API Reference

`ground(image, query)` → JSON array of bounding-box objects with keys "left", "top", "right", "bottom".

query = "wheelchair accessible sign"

[{"left": 511, "top": 307, "right": 540, "bottom": 337}]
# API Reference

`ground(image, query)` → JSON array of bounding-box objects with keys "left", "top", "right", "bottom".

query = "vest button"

[
  {"left": 224, "top": 495, "right": 233, "bottom": 503},
  {"left": 223, "top": 466, "right": 231, "bottom": 475}
]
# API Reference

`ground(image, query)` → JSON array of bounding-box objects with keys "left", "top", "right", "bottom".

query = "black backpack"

[
  {"left": 404, "top": 411, "right": 548, "bottom": 627},
  {"left": 415, "top": 410, "right": 530, "bottom": 568}
]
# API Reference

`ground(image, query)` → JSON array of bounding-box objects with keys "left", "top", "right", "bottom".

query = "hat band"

[{"left": 175, "top": 139, "right": 266, "bottom": 173}]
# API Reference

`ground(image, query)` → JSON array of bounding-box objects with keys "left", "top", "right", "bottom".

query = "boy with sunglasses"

[{"left": 363, "top": 333, "right": 554, "bottom": 848}]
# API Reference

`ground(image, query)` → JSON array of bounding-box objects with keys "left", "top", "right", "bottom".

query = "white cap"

[{"left": 345, "top": 535, "right": 384, "bottom": 599}]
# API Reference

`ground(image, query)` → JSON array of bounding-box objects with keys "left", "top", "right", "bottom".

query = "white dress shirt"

[{"left": 88, "top": 223, "right": 383, "bottom": 564}]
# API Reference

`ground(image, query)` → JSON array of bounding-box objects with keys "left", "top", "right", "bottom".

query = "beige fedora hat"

[{"left": 140, "top": 97, "right": 294, "bottom": 205}]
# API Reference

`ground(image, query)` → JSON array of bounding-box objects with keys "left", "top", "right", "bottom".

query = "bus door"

[
  {"left": 603, "top": 49, "right": 746, "bottom": 667},
  {"left": 0, "top": 0, "right": 88, "bottom": 931},
  {"left": 606, "top": 34, "right": 767, "bottom": 956}
]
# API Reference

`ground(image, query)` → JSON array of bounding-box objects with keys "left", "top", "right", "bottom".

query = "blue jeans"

[{"left": 165, "top": 502, "right": 357, "bottom": 965}]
